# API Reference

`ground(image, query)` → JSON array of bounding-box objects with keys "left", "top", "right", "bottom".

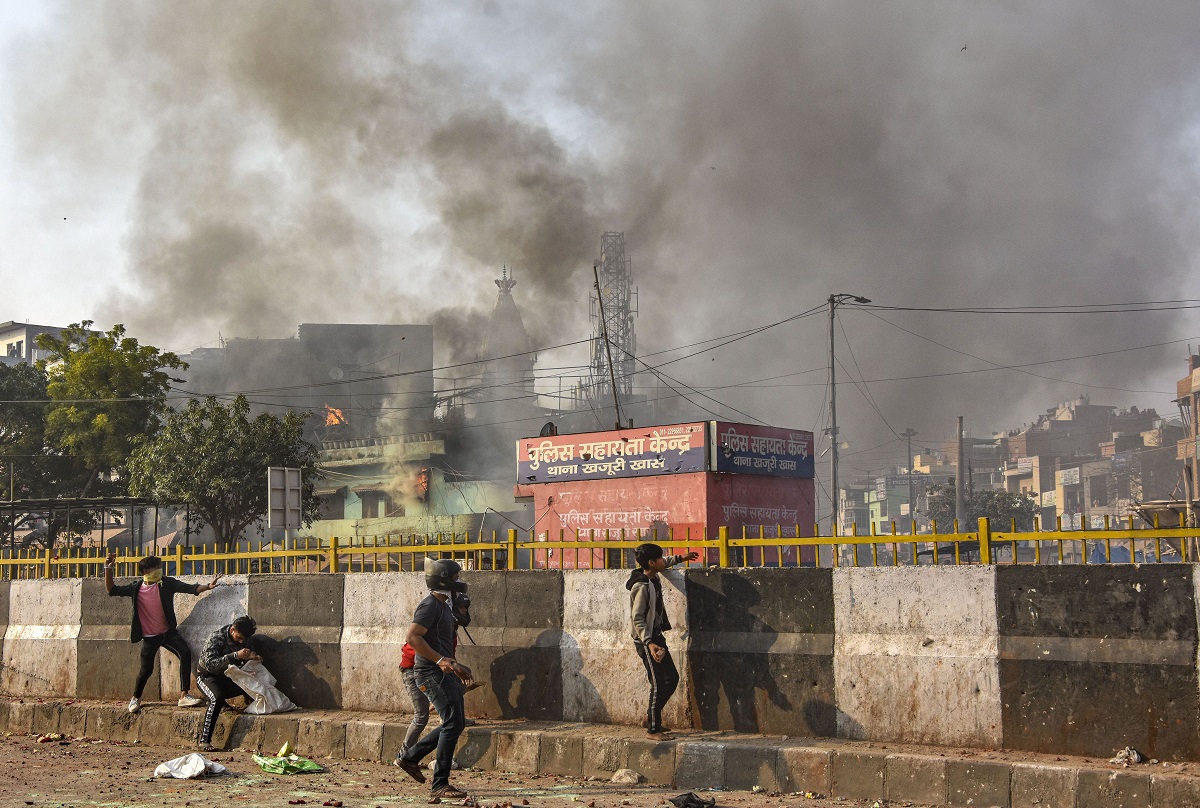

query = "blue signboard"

[{"left": 710, "top": 422, "right": 815, "bottom": 478}]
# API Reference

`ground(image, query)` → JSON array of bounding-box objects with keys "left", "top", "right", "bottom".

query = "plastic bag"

[
  {"left": 252, "top": 753, "right": 323, "bottom": 774},
  {"left": 154, "top": 752, "right": 229, "bottom": 779},
  {"left": 224, "top": 659, "right": 297, "bottom": 715}
]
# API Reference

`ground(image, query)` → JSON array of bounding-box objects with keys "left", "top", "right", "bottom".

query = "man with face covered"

[
  {"left": 395, "top": 585, "right": 474, "bottom": 761},
  {"left": 393, "top": 557, "right": 474, "bottom": 800}
]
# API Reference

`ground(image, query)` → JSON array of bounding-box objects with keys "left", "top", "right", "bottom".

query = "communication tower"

[{"left": 588, "top": 231, "right": 638, "bottom": 408}]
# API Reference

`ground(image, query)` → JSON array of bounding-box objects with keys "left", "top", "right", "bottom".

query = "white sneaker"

[
  {"left": 127, "top": 697, "right": 141, "bottom": 713},
  {"left": 177, "top": 694, "right": 203, "bottom": 708}
]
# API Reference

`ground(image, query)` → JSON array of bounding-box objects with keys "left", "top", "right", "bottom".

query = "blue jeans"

[
  {"left": 402, "top": 667, "right": 465, "bottom": 790},
  {"left": 400, "top": 667, "right": 431, "bottom": 752}
]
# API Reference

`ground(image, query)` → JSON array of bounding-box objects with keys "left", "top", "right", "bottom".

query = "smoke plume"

[{"left": 7, "top": 0, "right": 1200, "bottom": 481}]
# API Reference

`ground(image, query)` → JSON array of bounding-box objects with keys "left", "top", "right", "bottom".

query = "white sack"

[
  {"left": 154, "top": 752, "right": 229, "bottom": 779},
  {"left": 224, "top": 659, "right": 297, "bottom": 715}
]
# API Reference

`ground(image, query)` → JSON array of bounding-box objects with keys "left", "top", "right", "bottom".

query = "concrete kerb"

[{"left": 7, "top": 700, "right": 1200, "bottom": 807}]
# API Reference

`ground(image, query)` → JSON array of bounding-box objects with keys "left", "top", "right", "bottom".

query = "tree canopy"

[
  {"left": 0, "top": 361, "right": 76, "bottom": 496},
  {"left": 926, "top": 480, "right": 1038, "bottom": 530},
  {"left": 36, "top": 321, "right": 186, "bottom": 495},
  {"left": 127, "top": 395, "right": 320, "bottom": 548}
]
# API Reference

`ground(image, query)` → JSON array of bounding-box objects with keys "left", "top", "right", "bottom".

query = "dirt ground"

[{"left": 0, "top": 731, "right": 931, "bottom": 808}]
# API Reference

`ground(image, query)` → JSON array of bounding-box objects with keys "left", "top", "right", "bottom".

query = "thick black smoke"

[{"left": 8, "top": 1, "right": 1200, "bottom": 483}]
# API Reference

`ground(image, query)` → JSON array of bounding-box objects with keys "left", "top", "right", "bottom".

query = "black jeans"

[
  {"left": 634, "top": 633, "right": 679, "bottom": 734},
  {"left": 401, "top": 667, "right": 466, "bottom": 790},
  {"left": 197, "top": 673, "right": 249, "bottom": 745},
  {"left": 134, "top": 630, "right": 192, "bottom": 698}
]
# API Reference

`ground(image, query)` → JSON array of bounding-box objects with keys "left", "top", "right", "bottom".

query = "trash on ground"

[
  {"left": 668, "top": 793, "right": 716, "bottom": 808},
  {"left": 610, "top": 768, "right": 642, "bottom": 784},
  {"left": 252, "top": 752, "right": 323, "bottom": 774},
  {"left": 1109, "top": 747, "right": 1143, "bottom": 766},
  {"left": 153, "top": 752, "right": 229, "bottom": 779}
]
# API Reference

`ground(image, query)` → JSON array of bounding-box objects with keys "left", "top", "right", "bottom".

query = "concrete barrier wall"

[
  {"left": 5, "top": 567, "right": 1200, "bottom": 762},
  {"left": 996, "top": 564, "right": 1200, "bottom": 760},
  {"left": 686, "top": 568, "right": 834, "bottom": 736},
  {"left": 341, "top": 572, "right": 427, "bottom": 712},
  {"left": 248, "top": 574, "right": 344, "bottom": 709},
  {"left": 461, "top": 571, "right": 565, "bottom": 722},
  {"left": 833, "top": 566, "right": 1002, "bottom": 748},
  {"left": 3, "top": 579, "right": 80, "bottom": 696}
]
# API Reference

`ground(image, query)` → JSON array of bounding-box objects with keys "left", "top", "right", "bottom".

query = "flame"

[
  {"left": 417, "top": 467, "right": 430, "bottom": 502},
  {"left": 324, "top": 405, "right": 347, "bottom": 426}
]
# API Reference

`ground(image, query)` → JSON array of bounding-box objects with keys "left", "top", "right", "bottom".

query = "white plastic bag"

[
  {"left": 224, "top": 659, "right": 297, "bottom": 715},
  {"left": 154, "top": 752, "right": 229, "bottom": 779}
]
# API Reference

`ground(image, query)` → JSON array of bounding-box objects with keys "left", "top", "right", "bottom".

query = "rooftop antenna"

[{"left": 593, "top": 262, "right": 624, "bottom": 430}]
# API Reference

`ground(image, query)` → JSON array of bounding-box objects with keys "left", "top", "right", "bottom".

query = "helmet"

[
  {"left": 451, "top": 592, "right": 472, "bottom": 627},
  {"left": 424, "top": 556, "right": 467, "bottom": 593}
]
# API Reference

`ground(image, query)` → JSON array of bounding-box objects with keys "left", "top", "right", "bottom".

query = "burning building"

[{"left": 180, "top": 322, "right": 436, "bottom": 443}]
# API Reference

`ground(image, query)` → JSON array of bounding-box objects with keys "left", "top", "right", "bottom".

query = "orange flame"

[{"left": 324, "top": 405, "right": 347, "bottom": 426}]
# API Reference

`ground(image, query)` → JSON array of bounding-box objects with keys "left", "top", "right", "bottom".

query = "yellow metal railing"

[{"left": 2, "top": 515, "right": 1198, "bottom": 579}]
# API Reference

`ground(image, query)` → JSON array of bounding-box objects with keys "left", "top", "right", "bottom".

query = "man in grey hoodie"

[{"left": 626, "top": 543, "right": 697, "bottom": 740}]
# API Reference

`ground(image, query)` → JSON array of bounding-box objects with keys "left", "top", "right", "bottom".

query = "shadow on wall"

[
  {"left": 560, "top": 631, "right": 610, "bottom": 724},
  {"left": 489, "top": 629, "right": 564, "bottom": 720},
  {"left": 255, "top": 635, "right": 337, "bottom": 709},
  {"left": 690, "top": 572, "right": 794, "bottom": 733}
]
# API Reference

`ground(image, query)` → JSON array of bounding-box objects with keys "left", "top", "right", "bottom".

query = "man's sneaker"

[
  {"left": 393, "top": 756, "right": 426, "bottom": 784},
  {"left": 198, "top": 741, "right": 215, "bottom": 752},
  {"left": 177, "top": 694, "right": 203, "bottom": 708},
  {"left": 127, "top": 697, "right": 141, "bottom": 714}
]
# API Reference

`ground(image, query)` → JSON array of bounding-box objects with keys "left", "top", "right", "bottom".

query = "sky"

[{"left": 4, "top": 1, "right": 1200, "bottom": 498}]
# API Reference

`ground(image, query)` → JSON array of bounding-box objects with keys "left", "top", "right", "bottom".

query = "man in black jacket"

[
  {"left": 105, "top": 552, "right": 222, "bottom": 713},
  {"left": 195, "top": 615, "right": 260, "bottom": 751}
]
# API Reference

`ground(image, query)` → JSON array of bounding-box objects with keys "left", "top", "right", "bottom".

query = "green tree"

[
  {"left": 927, "top": 479, "right": 1038, "bottom": 530},
  {"left": 127, "top": 395, "right": 320, "bottom": 549},
  {"left": 36, "top": 322, "right": 186, "bottom": 496},
  {"left": 0, "top": 362, "right": 85, "bottom": 545}
]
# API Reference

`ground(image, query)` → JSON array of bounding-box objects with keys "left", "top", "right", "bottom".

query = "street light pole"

[
  {"left": 827, "top": 293, "right": 870, "bottom": 534},
  {"left": 901, "top": 428, "right": 918, "bottom": 531}
]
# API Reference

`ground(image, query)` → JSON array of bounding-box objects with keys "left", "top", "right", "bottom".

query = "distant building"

[{"left": 0, "top": 321, "right": 71, "bottom": 366}]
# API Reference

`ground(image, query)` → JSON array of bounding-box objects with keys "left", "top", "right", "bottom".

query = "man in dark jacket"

[
  {"left": 626, "top": 543, "right": 697, "bottom": 740},
  {"left": 195, "top": 615, "right": 260, "bottom": 751},
  {"left": 105, "top": 552, "right": 222, "bottom": 713}
]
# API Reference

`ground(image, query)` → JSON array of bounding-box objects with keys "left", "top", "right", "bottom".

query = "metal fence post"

[
  {"left": 328, "top": 536, "right": 339, "bottom": 574},
  {"left": 507, "top": 530, "right": 518, "bottom": 570},
  {"left": 175, "top": 544, "right": 184, "bottom": 577},
  {"left": 718, "top": 526, "right": 730, "bottom": 568},
  {"left": 978, "top": 516, "right": 992, "bottom": 565},
  {"left": 43, "top": 548, "right": 52, "bottom": 579}
]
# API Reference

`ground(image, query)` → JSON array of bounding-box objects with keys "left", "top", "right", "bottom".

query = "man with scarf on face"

[
  {"left": 627, "top": 543, "right": 698, "bottom": 740},
  {"left": 105, "top": 552, "right": 222, "bottom": 713},
  {"left": 393, "top": 557, "right": 474, "bottom": 800},
  {"left": 395, "top": 587, "right": 476, "bottom": 763}
]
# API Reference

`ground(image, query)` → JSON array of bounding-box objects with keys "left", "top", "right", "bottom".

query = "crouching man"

[
  {"left": 105, "top": 552, "right": 221, "bottom": 713},
  {"left": 195, "top": 615, "right": 260, "bottom": 751}
]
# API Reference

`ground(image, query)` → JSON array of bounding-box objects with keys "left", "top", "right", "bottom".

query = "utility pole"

[
  {"left": 956, "top": 416, "right": 967, "bottom": 526},
  {"left": 901, "top": 428, "right": 918, "bottom": 531},
  {"left": 827, "top": 293, "right": 870, "bottom": 533}
]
